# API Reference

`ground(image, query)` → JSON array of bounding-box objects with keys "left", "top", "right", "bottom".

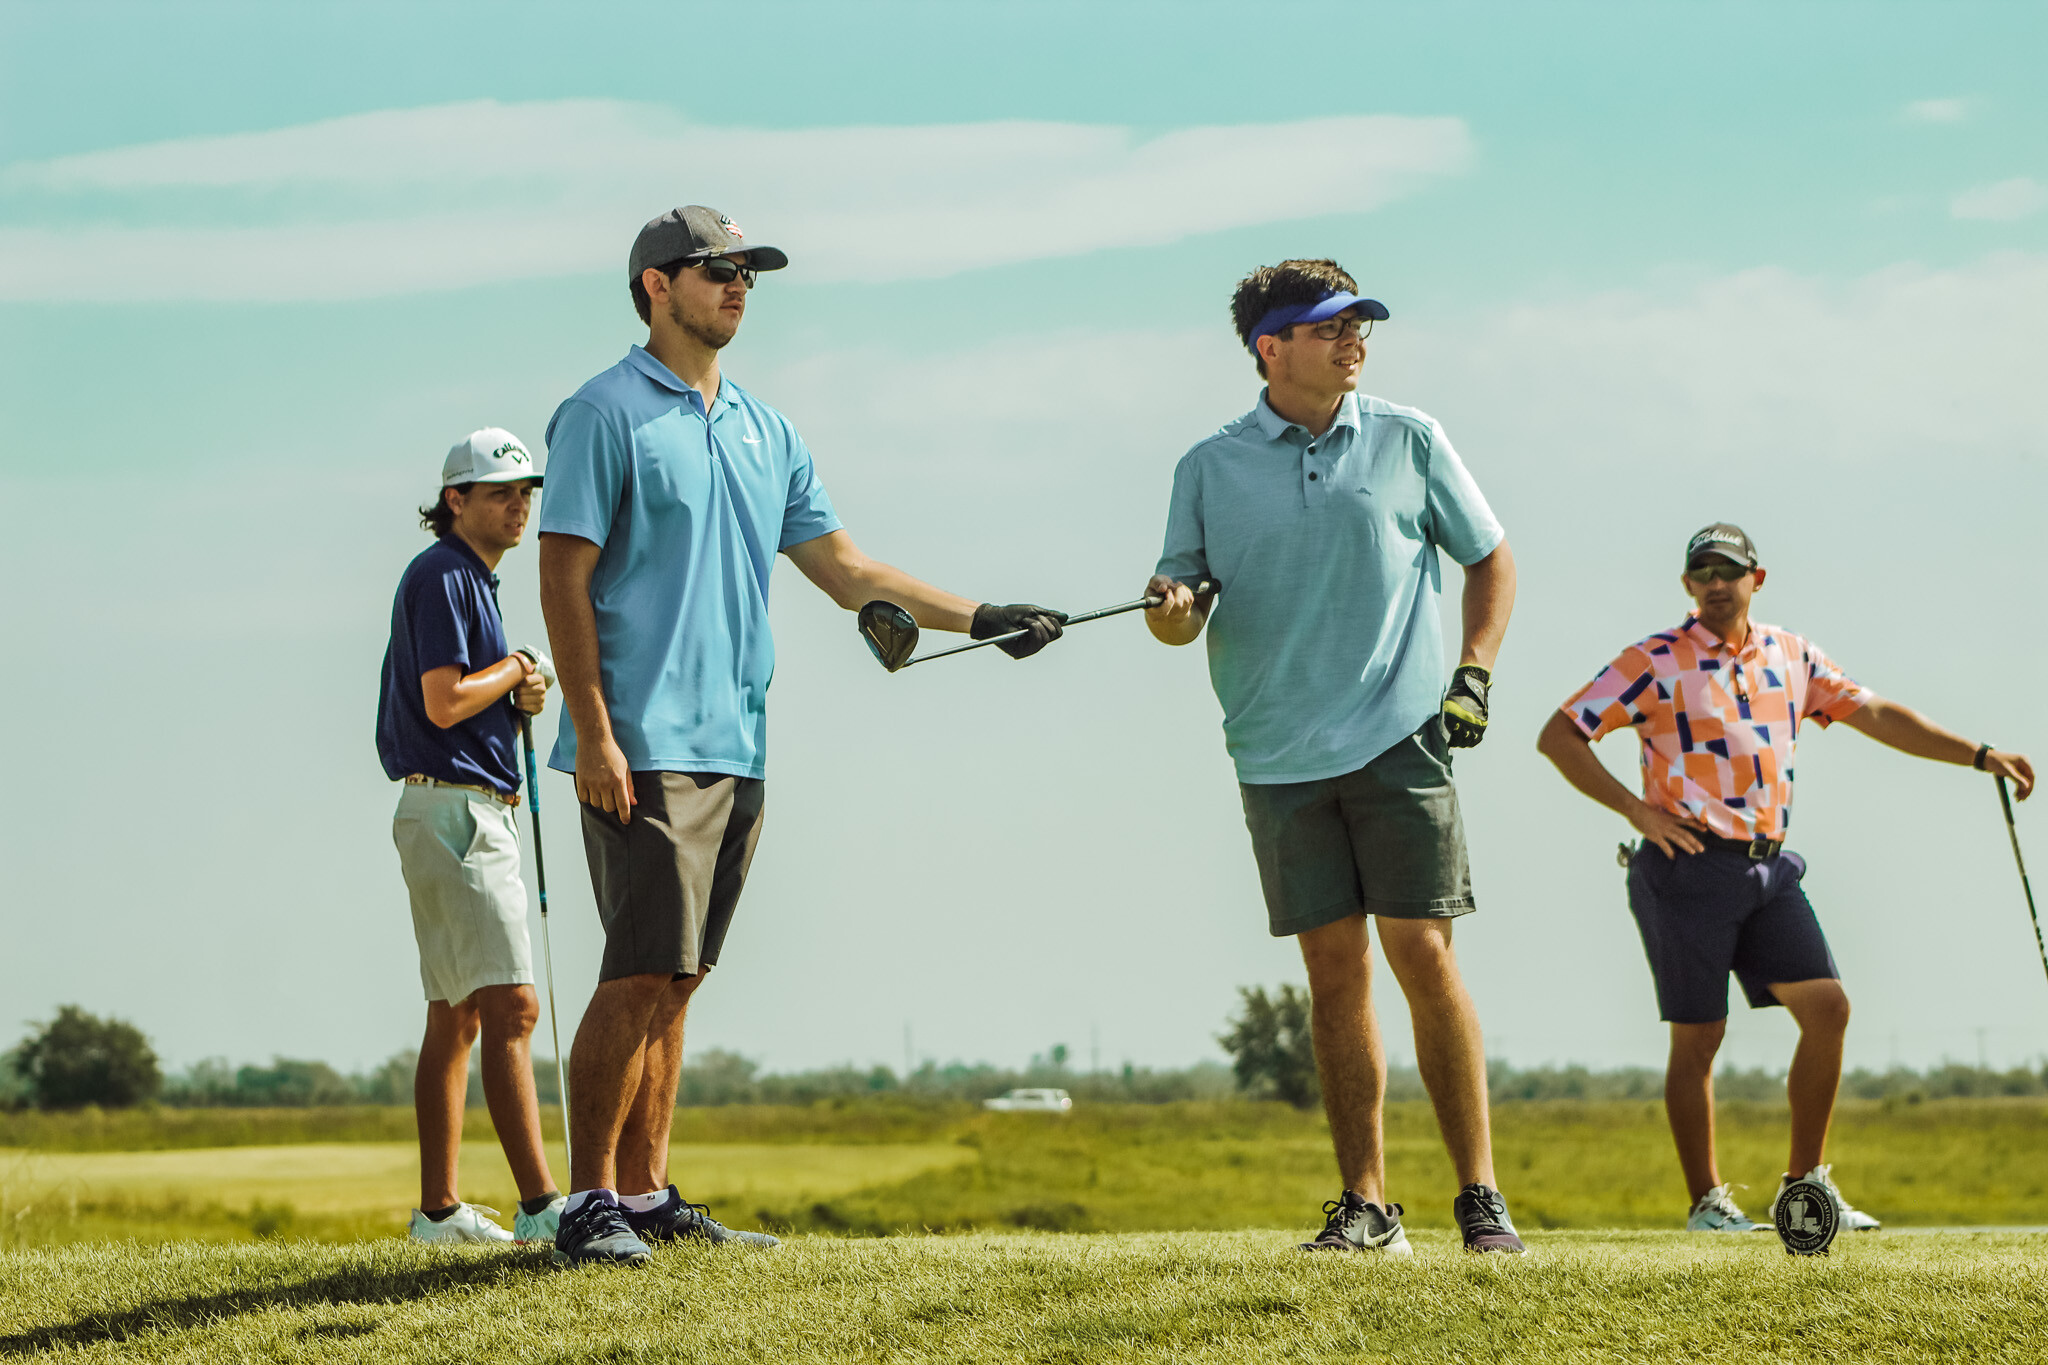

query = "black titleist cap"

[
  {"left": 1685, "top": 522, "right": 1759, "bottom": 569},
  {"left": 628, "top": 206, "right": 789, "bottom": 280}
]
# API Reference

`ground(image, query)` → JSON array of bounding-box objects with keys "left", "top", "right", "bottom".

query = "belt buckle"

[{"left": 1745, "top": 836, "right": 1770, "bottom": 860}]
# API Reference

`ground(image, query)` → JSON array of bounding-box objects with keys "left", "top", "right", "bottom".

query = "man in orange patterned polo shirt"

[{"left": 1538, "top": 523, "right": 2033, "bottom": 1236}]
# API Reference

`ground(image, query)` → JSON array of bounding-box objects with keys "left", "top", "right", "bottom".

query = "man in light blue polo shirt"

[
  {"left": 537, "top": 206, "right": 1067, "bottom": 1267},
  {"left": 1146, "top": 258, "right": 1523, "bottom": 1255}
]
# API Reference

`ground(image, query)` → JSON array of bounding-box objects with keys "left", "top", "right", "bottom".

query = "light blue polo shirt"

[
  {"left": 538, "top": 346, "right": 841, "bottom": 778},
  {"left": 1155, "top": 390, "right": 1503, "bottom": 785}
]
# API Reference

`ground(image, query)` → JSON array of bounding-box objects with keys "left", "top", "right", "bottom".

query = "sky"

[{"left": 2, "top": 1, "right": 2045, "bottom": 1082}]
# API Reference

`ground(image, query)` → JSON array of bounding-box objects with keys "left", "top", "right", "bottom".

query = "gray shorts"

[
  {"left": 580, "top": 771, "right": 765, "bottom": 980},
  {"left": 1239, "top": 719, "right": 1474, "bottom": 937},
  {"left": 392, "top": 784, "right": 534, "bottom": 1004}
]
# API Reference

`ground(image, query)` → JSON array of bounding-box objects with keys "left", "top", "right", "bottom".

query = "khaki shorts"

[
  {"left": 392, "top": 784, "right": 533, "bottom": 1004},
  {"left": 580, "top": 771, "right": 765, "bottom": 980}
]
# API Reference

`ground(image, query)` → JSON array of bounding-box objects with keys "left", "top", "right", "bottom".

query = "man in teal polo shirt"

[
  {"left": 538, "top": 206, "right": 1067, "bottom": 1266},
  {"left": 1146, "top": 258, "right": 1523, "bottom": 1254}
]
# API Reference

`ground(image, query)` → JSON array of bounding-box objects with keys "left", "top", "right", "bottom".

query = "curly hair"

[
  {"left": 1230, "top": 259, "right": 1360, "bottom": 378},
  {"left": 417, "top": 483, "right": 474, "bottom": 537}
]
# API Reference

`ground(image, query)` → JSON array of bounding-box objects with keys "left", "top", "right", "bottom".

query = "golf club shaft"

[
  {"left": 1997, "top": 776, "right": 2048, "bottom": 986},
  {"left": 521, "top": 716, "right": 573, "bottom": 1169},
  {"left": 903, "top": 580, "right": 1215, "bottom": 667}
]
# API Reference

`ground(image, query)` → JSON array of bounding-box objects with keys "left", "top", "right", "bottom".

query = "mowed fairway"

[
  {"left": 0, "top": 1141, "right": 975, "bottom": 1245},
  {"left": 4, "top": 1229, "right": 2048, "bottom": 1363}
]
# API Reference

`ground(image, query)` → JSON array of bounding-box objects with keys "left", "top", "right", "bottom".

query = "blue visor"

[{"left": 1248, "top": 291, "right": 1390, "bottom": 350}]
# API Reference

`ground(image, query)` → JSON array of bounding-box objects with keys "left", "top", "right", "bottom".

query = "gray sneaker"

[
  {"left": 1299, "top": 1191, "right": 1413, "bottom": 1255},
  {"left": 1454, "top": 1183, "right": 1528, "bottom": 1254},
  {"left": 1686, "top": 1183, "right": 1768, "bottom": 1233},
  {"left": 624, "top": 1186, "right": 781, "bottom": 1248},
  {"left": 552, "top": 1192, "right": 653, "bottom": 1268}
]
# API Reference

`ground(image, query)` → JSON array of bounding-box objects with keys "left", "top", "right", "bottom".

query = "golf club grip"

[{"left": 1065, "top": 578, "right": 1217, "bottom": 626}]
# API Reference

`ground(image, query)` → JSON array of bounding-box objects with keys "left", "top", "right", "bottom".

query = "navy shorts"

[{"left": 1624, "top": 845, "right": 1837, "bottom": 1024}]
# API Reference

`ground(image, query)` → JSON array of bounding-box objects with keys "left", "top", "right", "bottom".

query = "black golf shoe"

[
  {"left": 1299, "top": 1191, "right": 1413, "bottom": 1255},
  {"left": 1454, "top": 1182, "right": 1528, "bottom": 1254},
  {"left": 624, "top": 1186, "right": 781, "bottom": 1248},
  {"left": 552, "top": 1192, "right": 653, "bottom": 1268}
]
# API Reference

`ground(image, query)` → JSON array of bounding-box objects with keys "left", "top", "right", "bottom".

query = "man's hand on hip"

[
  {"left": 1441, "top": 665, "right": 1492, "bottom": 749},
  {"left": 577, "top": 736, "right": 637, "bottom": 823},
  {"left": 970, "top": 602, "right": 1068, "bottom": 659},
  {"left": 1630, "top": 800, "right": 1707, "bottom": 859}
]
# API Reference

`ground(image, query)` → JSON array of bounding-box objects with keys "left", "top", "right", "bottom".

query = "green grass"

[
  {"left": 4, "top": 1230, "right": 2047, "bottom": 1363},
  {"left": 5, "top": 1099, "right": 2044, "bottom": 1248}
]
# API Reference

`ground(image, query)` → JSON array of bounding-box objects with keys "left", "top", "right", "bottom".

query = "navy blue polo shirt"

[{"left": 376, "top": 534, "right": 521, "bottom": 795}]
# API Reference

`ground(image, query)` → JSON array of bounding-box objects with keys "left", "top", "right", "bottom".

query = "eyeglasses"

[
  {"left": 1303, "top": 316, "right": 1372, "bottom": 342},
  {"left": 1686, "top": 563, "right": 1752, "bottom": 584},
  {"left": 686, "top": 256, "right": 758, "bottom": 289}
]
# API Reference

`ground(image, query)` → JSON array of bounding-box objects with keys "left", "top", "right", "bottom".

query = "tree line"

[{"left": 7, "top": 998, "right": 2045, "bottom": 1112}]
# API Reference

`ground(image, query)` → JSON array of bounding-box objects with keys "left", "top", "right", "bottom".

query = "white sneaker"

[
  {"left": 1773, "top": 1165, "right": 1881, "bottom": 1232},
  {"left": 514, "top": 1195, "right": 566, "bottom": 1244},
  {"left": 1686, "top": 1183, "right": 1768, "bottom": 1232},
  {"left": 408, "top": 1203, "right": 515, "bottom": 1244}
]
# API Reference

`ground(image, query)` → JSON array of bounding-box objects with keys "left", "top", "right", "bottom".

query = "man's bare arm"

[
  {"left": 538, "top": 532, "right": 636, "bottom": 822},
  {"left": 1459, "top": 540, "right": 1516, "bottom": 671},
  {"left": 1536, "top": 710, "right": 1706, "bottom": 857},
  {"left": 419, "top": 655, "right": 533, "bottom": 729},
  {"left": 1837, "top": 696, "right": 2034, "bottom": 798},
  {"left": 782, "top": 529, "right": 979, "bottom": 631}
]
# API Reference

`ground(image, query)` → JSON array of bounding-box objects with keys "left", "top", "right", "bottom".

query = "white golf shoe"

[
  {"left": 514, "top": 1195, "right": 567, "bottom": 1244},
  {"left": 407, "top": 1203, "right": 515, "bottom": 1244},
  {"left": 1686, "top": 1183, "right": 1769, "bottom": 1232},
  {"left": 1772, "top": 1165, "right": 1881, "bottom": 1232}
]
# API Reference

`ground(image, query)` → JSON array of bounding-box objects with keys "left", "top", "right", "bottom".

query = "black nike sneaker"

[
  {"left": 1453, "top": 1182, "right": 1528, "bottom": 1254},
  {"left": 552, "top": 1191, "right": 653, "bottom": 1268},
  {"left": 1299, "top": 1190, "right": 1413, "bottom": 1255},
  {"left": 624, "top": 1186, "right": 781, "bottom": 1248}
]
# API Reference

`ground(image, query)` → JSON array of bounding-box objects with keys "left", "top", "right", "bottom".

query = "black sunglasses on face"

[
  {"left": 1687, "top": 562, "right": 1752, "bottom": 584},
  {"left": 687, "top": 256, "right": 758, "bottom": 289}
]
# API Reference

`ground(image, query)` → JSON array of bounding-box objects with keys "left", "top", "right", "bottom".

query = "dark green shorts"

[{"left": 1239, "top": 720, "right": 1475, "bottom": 937}]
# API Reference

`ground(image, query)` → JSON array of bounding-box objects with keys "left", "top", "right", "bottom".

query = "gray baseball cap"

[
  {"left": 628, "top": 206, "right": 789, "bottom": 280},
  {"left": 1685, "top": 522, "right": 1758, "bottom": 569}
]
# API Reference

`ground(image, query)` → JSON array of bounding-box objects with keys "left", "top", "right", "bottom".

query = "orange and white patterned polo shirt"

[{"left": 1560, "top": 616, "right": 1871, "bottom": 841}]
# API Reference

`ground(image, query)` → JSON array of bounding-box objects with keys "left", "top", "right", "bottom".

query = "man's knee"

[
  {"left": 1377, "top": 919, "right": 1462, "bottom": 994},
  {"left": 1778, "top": 980, "right": 1851, "bottom": 1035},
  {"left": 475, "top": 984, "right": 540, "bottom": 1040},
  {"left": 1668, "top": 1020, "right": 1726, "bottom": 1073}
]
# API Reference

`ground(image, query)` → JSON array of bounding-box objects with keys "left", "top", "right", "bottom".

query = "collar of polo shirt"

[{"left": 1252, "top": 390, "right": 1364, "bottom": 443}]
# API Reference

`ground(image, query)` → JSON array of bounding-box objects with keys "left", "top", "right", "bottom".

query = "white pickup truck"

[{"left": 981, "top": 1088, "right": 1073, "bottom": 1113}]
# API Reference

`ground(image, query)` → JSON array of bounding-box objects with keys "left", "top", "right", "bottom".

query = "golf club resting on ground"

[{"left": 370, "top": 214, "right": 2038, "bottom": 1267}]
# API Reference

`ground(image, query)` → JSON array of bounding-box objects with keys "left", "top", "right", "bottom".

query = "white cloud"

[
  {"left": 0, "top": 100, "right": 1471, "bottom": 301},
  {"left": 1902, "top": 97, "right": 1969, "bottom": 124},
  {"left": 1951, "top": 176, "right": 2048, "bottom": 222}
]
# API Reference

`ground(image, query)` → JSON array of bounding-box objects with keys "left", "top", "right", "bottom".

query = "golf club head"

[{"left": 857, "top": 600, "right": 919, "bottom": 672}]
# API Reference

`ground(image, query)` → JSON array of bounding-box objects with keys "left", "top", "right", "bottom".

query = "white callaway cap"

[{"left": 442, "top": 427, "right": 542, "bottom": 487}]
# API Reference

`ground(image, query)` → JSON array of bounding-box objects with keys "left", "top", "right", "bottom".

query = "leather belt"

[
  {"left": 1697, "top": 830, "right": 1783, "bottom": 860},
  {"left": 403, "top": 773, "right": 520, "bottom": 808}
]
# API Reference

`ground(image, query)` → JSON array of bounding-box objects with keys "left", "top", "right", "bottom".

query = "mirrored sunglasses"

[{"left": 1686, "top": 562, "right": 1752, "bottom": 583}]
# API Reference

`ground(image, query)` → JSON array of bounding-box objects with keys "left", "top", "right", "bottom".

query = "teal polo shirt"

[
  {"left": 538, "top": 346, "right": 841, "bottom": 778},
  {"left": 1154, "top": 390, "right": 1504, "bottom": 784}
]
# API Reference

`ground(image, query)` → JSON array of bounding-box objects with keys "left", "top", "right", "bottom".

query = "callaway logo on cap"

[
  {"left": 442, "top": 427, "right": 544, "bottom": 487},
  {"left": 1685, "top": 522, "right": 1758, "bottom": 569}
]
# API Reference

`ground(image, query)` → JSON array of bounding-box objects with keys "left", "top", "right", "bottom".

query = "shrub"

[{"left": 14, "top": 1005, "right": 162, "bottom": 1110}]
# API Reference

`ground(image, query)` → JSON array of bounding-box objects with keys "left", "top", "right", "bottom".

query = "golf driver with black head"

[{"left": 859, "top": 580, "right": 1214, "bottom": 672}]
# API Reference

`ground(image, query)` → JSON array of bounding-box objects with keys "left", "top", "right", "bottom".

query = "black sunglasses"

[
  {"left": 1686, "top": 562, "right": 1752, "bottom": 584},
  {"left": 686, "top": 256, "right": 758, "bottom": 289}
]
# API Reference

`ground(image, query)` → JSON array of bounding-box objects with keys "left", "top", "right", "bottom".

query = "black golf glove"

[
  {"left": 1441, "top": 664, "right": 1491, "bottom": 749},
  {"left": 971, "top": 602, "right": 1068, "bottom": 659}
]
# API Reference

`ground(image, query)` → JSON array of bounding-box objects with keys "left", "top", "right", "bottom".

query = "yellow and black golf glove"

[{"left": 1441, "top": 665, "right": 1491, "bottom": 749}]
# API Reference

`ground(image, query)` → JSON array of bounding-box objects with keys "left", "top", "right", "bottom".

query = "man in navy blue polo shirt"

[
  {"left": 377, "top": 428, "right": 564, "bottom": 1246},
  {"left": 538, "top": 206, "right": 1068, "bottom": 1266},
  {"left": 1146, "top": 259, "right": 1523, "bottom": 1255}
]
